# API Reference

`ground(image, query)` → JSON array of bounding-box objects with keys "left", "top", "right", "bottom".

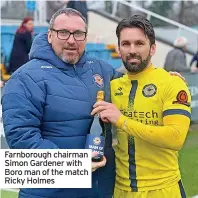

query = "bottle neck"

[
  {"left": 95, "top": 97, "right": 105, "bottom": 136},
  {"left": 96, "top": 98, "right": 104, "bottom": 103}
]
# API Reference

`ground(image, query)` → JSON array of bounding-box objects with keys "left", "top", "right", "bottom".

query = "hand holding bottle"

[
  {"left": 92, "top": 152, "right": 107, "bottom": 172},
  {"left": 91, "top": 101, "right": 121, "bottom": 125}
]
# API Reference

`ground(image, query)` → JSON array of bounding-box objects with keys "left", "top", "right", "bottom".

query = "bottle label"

[{"left": 85, "top": 134, "right": 105, "bottom": 155}]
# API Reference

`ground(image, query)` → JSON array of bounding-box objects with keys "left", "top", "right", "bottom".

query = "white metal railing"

[
  {"left": 2, "top": 0, "right": 198, "bottom": 36},
  {"left": 88, "top": 0, "right": 198, "bottom": 53},
  {"left": 115, "top": 0, "right": 198, "bottom": 35},
  {"left": 1, "top": 1, "right": 48, "bottom": 26}
]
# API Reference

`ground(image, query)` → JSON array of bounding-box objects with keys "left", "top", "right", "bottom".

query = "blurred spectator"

[
  {"left": 116, "top": 0, "right": 132, "bottom": 19},
  {"left": 46, "top": 1, "right": 68, "bottom": 23},
  {"left": 8, "top": 17, "right": 34, "bottom": 74},
  {"left": 164, "top": 36, "right": 190, "bottom": 72},
  {"left": 105, "top": 1, "right": 113, "bottom": 14},
  {"left": 67, "top": 0, "right": 88, "bottom": 23},
  {"left": 190, "top": 51, "right": 198, "bottom": 72}
]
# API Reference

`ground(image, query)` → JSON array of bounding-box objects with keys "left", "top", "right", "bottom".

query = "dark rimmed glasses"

[{"left": 50, "top": 28, "right": 87, "bottom": 41}]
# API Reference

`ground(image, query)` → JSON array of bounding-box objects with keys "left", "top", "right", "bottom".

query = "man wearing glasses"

[{"left": 2, "top": 8, "right": 119, "bottom": 198}]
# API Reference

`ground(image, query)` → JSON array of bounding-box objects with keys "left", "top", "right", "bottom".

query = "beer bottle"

[{"left": 85, "top": 91, "right": 105, "bottom": 162}]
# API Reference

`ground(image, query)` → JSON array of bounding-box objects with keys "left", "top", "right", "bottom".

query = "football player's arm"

[
  {"left": 115, "top": 114, "right": 190, "bottom": 151},
  {"left": 115, "top": 78, "right": 191, "bottom": 151}
]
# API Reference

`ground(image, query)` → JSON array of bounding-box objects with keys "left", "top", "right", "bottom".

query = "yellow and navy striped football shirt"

[{"left": 111, "top": 65, "right": 191, "bottom": 192}]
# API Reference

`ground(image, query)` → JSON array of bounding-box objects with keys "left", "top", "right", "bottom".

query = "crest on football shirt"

[{"left": 142, "top": 84, "right": 157, "bottom": 97}]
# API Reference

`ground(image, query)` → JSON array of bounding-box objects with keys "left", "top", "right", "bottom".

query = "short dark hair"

[
  {"left": 116, "top": 15, "right": 155, "bottom": 46},
  {"left": 49, "top": 8, "right": 88, "bottom": 32}
]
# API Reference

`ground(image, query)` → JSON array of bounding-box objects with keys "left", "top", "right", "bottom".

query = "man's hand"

[
  {"left": 92, "top": 152, "right": 107, "bottom": 172},
  {"left": 0, "top": 81, "right": 4, "bottom": 88},
  {"left": 191, "top": 65, "right": 198, "bottom": 73},
  {"left": 169, "top": 71, "right": 185, "bottom": 82},
  {"left": 91, "top": 101, "right": 121, "bottom": 125}
]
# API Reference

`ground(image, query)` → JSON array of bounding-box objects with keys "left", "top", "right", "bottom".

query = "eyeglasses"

[{"left": 50, "top": 28, "right": 87, "bottom": 41}]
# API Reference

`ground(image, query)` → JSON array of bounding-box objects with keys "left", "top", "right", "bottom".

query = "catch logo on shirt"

[
  {"left": 142, "top": 84, "right": 157, "bottom": 97},
  {"left": 115, "top": 87, "right": 123, "bottom": 96},
  {"left": 93, "top": 74, "right": 104, "bottom": 88}
]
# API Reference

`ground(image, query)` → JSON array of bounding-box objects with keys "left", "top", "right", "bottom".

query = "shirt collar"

[{"left": 126, "top": 64, "right": 155, "bottom": 80}]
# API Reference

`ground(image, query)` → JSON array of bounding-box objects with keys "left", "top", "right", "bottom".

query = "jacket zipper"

[{"left": 74, "top": 65, "right": 101, "bottom": 197}]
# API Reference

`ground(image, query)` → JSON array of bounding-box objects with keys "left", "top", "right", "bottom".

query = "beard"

[
  {"left": 122, "top": 52, "right": 151, "bottom": 73},
  {"left": 52, "top": 42, "right": 80, "bottom": 64},
  {"left": 59, "top": 53, "right": 79, "bottom": 64}
]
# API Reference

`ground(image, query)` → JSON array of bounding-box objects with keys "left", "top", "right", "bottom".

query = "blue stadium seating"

[
  {"left": 1, "top": 33, "right": 15, "bottom": 66},
  {"left": 107, "top": 59, "right": 122, "bottom": 69},
  {"left": 1, "top": 25, "right": 48, "bottom": 35},
  {"left": 86, "top": 43, "right": 105, "bottom": 51},
  {"left": 86, "top": 49, "right": 111, "bottom": 60},
  {"left": 1, "top": 25, "right": 48, "bottom": 65},
  {"left": 85, "top": 43, "right": 112, "bottom": 61}
]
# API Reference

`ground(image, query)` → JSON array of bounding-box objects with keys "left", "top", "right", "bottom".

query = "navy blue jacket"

[
  {"left": 190, "top": 52, "right": 198, "bottom": 68},
  {"left": 2, "top": 33, "right": 121, "bottom": 198}
]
